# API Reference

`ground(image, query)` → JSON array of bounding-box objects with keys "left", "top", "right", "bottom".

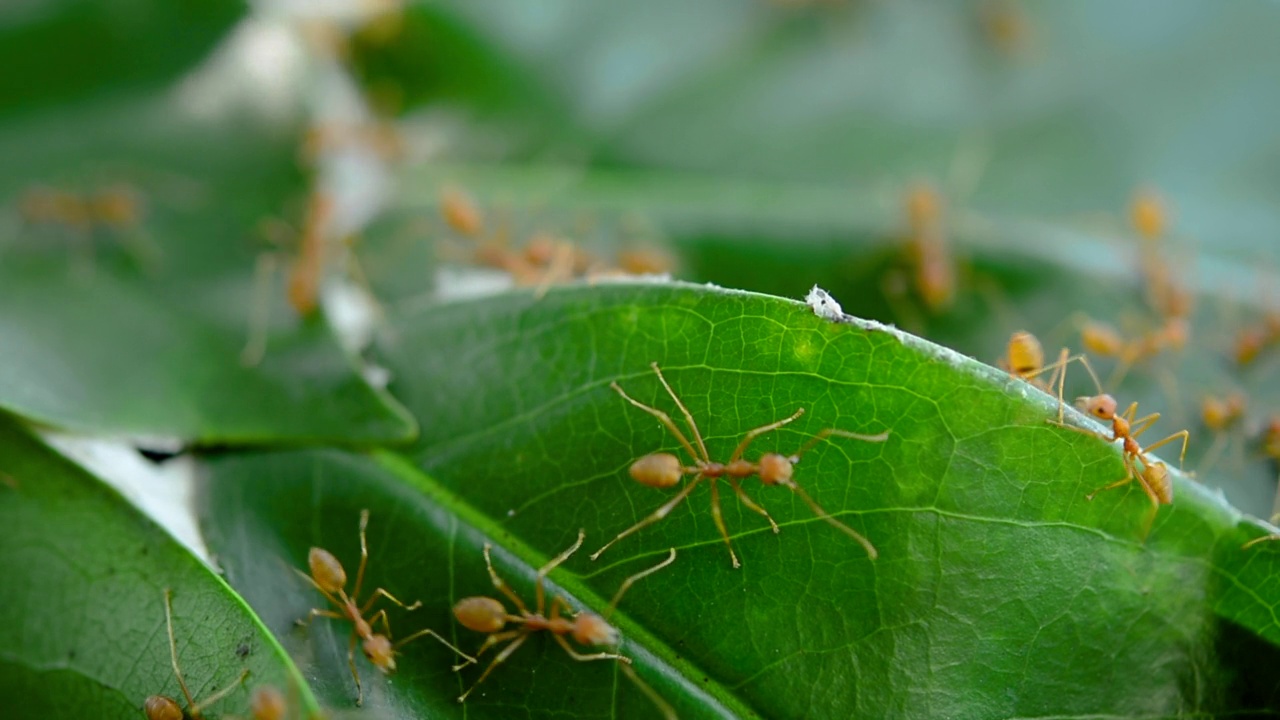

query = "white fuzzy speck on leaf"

[{"left": 805, "top": 285, "right": 844, "bottom": 321}]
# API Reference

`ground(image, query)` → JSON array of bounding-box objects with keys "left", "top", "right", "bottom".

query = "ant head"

[
  {"left": 1075, "top": 394, "right": 1117, "bottom": 421},
  {"left": 629, "top": 453, "right": 683, "bottom": 489},
  {"left": 363, "top": 634, "right": 396, "bottom": 673},
  {"left": 454, "top": 596, "right": 509, "bottom": 633},
  {"left": 904, "top": 182, "right": 941, "bottom": 229},
  {"left": 250, "top": 686, "right": 288, "bottom": 720},
  {"left": 1130, "top": 187, "right": 1167, "bottom": 240},
  {"left": 572, "top": 612, "right": 620, "bottom": 647},
  {"left": 1007, "top": 331, "right": 1044, "bottom": 376},
  {"left": 1143, "top": 462, "right": 1173, "bottom": 504},
  {"left": 144, "top": 695, "right": 184, "bottom": 720},
  {"left": 308, "top": 547, "right": 347, "bottom": 594},
  {"left": 757, "top": 453, "right": 794, "bottom": 486}
]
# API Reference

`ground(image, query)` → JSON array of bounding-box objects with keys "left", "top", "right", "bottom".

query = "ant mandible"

[
  {"left": 454, "top": 530, "right": 677, "bottom": 719},
  {"left": 296, "top": 509, "right": 476, "bottom": 705},
  {"left": 593, "top": 362, "right": 889, "bottom": 568},
  {"left": 144, "top": 588, "right": 248, "bottom": 720}
]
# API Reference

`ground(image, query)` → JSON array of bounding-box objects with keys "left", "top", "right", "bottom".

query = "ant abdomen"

[
  {"left": 629, "top": 453, "right": 683, "bottom": 488},
  {"left": 143, "top": 695, "right": 183, "bottom": 720},
  {"left": 454, "top": 596, "right": 508, "bottom": 633},
  {"left": 307, "top": 548, "right": 346, "bottom": 594}
]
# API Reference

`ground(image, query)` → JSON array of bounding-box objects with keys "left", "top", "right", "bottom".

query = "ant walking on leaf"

[
  {"left": 454, "top": 530, "right": 677, "bottom": 719},
  {"left": 592, "top": 362, "right": 889, "bottom": 568},
  {"left": 296, "top": 509, "right": 476, "bottom": 705},
  {"left": 144, "top": 588, "right": 248, "bottom": 720},
  {"left": 1045, "top": 354, "right": 1188, "bottom": 537}
]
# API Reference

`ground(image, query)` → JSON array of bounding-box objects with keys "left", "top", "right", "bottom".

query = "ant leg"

[
  {"left": 1087, "top": 454, "right": 1138, "bottom": 500},
  {"left": 606, "top": 548, "right": 677, "bottom": 618},
  {"left": 347, "top": 630, "right": 363, "bottom": 707},
  {"left": 394, "top": 628, "right": 477, "bottom": 667},
  {"left": 458, "top": 635, "right": 528, "bottom": 703},
  {"left": 536, "top": 529, "right": 585, "bottom": 616},
  {"left": 729, "top": 478, "right": 779, "bottom": 533},
  {"left": 483, "top": 544, "right": 530, "bottom": 615},
  {"left": 611, "top": 380, "right": 705, "bottom": 463},
  {"left": 292, "top": 568, "right": 344, "bottom": 610},
  {"left": 1128, "top": 412, "right": 1163, "bottom": 441},
  {"left": 353, "top": 509, "right": 372, "bottom": 604},
  {"left": 551, "top": 634, "right": 630, "bottom": 663},
  {"left": 298, "top": 608, "right": 346, "bottom": 628},
  {"left": 161, "top": 589, "right": 198, "bottom": 711},
  {"left": 727, "top": 408, "right": 806, "bottom": 463},
  {"left": 240, "top": 252, "right": 278, "bottom": 368},
  {"left": 1143, "top": 430, "right": 1190, "bottom": 469},
  {"left": 787, "top": 427, "right": 890, "bottom": 464},
  {"left": 648, "top": 362, "right": 711, "bottom": 462},
  {"left": 591, "top": 476, "right": 705, "bottom": 562},
  {"left": 532, "top": 239, "right": 575, "bottom": 299},
  {"left": 369, "top": 609, "right": 394, "bottom": 639},
  {"left": 189, "top": 670, "right": 250, "bottom": 717},
  {"left": 620, "top": 662, "right": 677, "bottom": 720},
  {"left": 707, "top": 479, "right": 741, "bottom": 569},
  {"left": 360, "top": 587, "right": 422, "bottom": 616},
  {"left": 1243, "top": 535, "right": 1280, "bottom": 550},
  {"left": 783, "top": 482, "right": 878, "bottom": 560},
  {"left": 467, "top": 631, "right": 523, "bottom": 666}
]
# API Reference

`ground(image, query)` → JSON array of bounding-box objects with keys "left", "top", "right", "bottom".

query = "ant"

[
  {"left": 902, "top": 181, "right": 956, "bottom": 313},
  {"left": 144, "top": 588, "right": 249, "bottom": 720},
  {"left": 593, "top": 362, "right": 889, "bottom": 568},
  {"left": 296, "top": 509, "right": 476, "bottom": 705},
  {"left": 996, "top": 330, "right": 1086, "bottom": 395},
  {"left": 1074, "top": 314, "right": 1187, "bottom": 390},
  {"left": 1196, "top": 392, "right": 1247, "bottom": 475},
  {"left": 1045, "top": 353, "right": 1188, "bottom": 536},
  {"left": 454, "top": 530, "right": 677, "bottom": 719}
]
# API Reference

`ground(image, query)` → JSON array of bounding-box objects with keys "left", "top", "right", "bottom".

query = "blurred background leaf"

[{"left": 0, "top": 0, "right": 246, "bottom": 114}]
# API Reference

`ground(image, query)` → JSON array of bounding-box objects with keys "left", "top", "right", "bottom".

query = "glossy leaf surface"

[
  {"left": 0, "top": 413, "right": 320, "bottom": 719},
  {"left": 202, "top": 283, "right": 1280, "bottom": 718}
]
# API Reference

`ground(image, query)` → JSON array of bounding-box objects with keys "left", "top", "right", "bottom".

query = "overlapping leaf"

[{"left": 0, "top": 413, "right": 320, "bottom": 719}]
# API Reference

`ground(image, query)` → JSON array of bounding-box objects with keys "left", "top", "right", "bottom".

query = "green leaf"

[
  {"left": 0, "top": 412, "right": 321, "bottom": 719},
  {"left": 0, "top": 0, "right": 245, "bottom": 114},
  {"left": 0, "top": 91, "right": 416, "bottom": 444},
  {"left": 198, "top": 448, "right": 732, "bottom": 718},
  {"left": 360, "top": 158, "right": 1280, "bottom": 522},
  {"left": 204, "top": 282, "right": 1280, "bottom": 717}
]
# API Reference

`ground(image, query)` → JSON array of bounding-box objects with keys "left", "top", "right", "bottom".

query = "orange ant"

[
  {"left": 296, "top": 509, "right": 476, "bottom": 705},
  {"left": 144, "top": 589, "right": 249, "bottom": 720},
  {"left": 902, "top": 181, "right": 956, "bottom": 313},
  {"left": 285, "top": 192, "right": 335, "bottom": 319},
  {"left": 593, "top": 362, "right": 889, "bottom": 568},
  {"left": 454, "top": 531, "right": 677, "bottom": 719},
  {"left": 978, "top": 0, "right": 1032, "bottom": 57},
  {"left": 1074, "top": 314, "right": 1187, "bottom": 389},
  {"left": 1196, "top": 392, "right": 1247, "bottom": 474},
  {"left": 1045, "top": 355, "right": 1188, "bottom": 535},
  {"left": 996, "top": 330, "right": 1087, "bottom": 394},
  {"left": 440, "top": 186, "right": 484, "bottom": 239}
]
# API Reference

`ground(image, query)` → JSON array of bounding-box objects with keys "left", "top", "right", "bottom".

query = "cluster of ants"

[
  {"left": 899, "top": 178, "right": 1280, "bottom": 530},
  {"left": 145, "top": 361, "right": 899, "bottom": 719}
]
